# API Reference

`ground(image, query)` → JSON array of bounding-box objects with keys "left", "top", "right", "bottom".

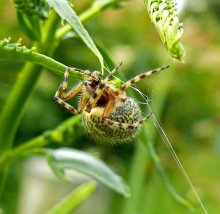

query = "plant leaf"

[
  {"left": 46, "top": 182, "right": 96, "bottom": 214},
  {"left": 47, "top": 0, "right": 104, "bottom": 72},
  {"left": 46, "top": 148, "right": 130, "bottom": 197}
]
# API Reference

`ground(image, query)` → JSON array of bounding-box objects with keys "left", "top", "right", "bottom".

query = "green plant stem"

[
  {"left": 3, "top": 115, "right": 81, "bottom": 164},
  {"left": 0, "top": 63, "right": 41, "bottom": 154},
  {"left": 0, "top": 45, "right": 81, "bottom": 79},
  {"left": 121, "top": 139, "right": 151, "bottom": 214},
  {"left": 0, "top": 11, "right": 60, "bottom": 154},
  {"left": 0, "top": 10, "right": 60, "bottom": 199},
  {"left": 0, "top": 164, "right": 9, "bottom": 202}
]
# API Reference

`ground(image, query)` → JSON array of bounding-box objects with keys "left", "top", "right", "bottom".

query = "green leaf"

[
  {"left": 46, "top": 148, "right": 130, "bottom": 197},
  {"left": 46, "top": 182, "right": 96, "bottom": 214},
  {"left": 56, "top": 0, "right": 121, "bottom": 41},
  {"left": 47, "top": 0, "right": 104, "bottom": 72}
]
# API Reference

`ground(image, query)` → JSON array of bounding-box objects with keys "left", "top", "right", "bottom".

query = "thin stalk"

[
  {"left": 121, "top": 140, "right": 151, "bottom": 214},
  {"left": 141, "top": 123, "right": 192, "bottom": 210},
  {"left": 46, "top": 182, "right": 96, "bottom": 214},
  {"left": 0, "top": 164, "right": 9, "bottom": 201}
]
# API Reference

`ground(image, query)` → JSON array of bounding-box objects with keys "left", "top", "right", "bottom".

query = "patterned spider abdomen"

[{"left": 82, "top": 98, "right": 142, "bottom": 143}]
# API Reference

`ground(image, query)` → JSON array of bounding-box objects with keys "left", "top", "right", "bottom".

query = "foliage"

[{"left": 0, "top": 0, "right": 219, "bottom": 213}]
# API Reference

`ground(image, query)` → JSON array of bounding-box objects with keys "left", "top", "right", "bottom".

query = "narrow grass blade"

[
  {"left": 141, "top": 123, "right": 193, "bottom": 210},
  {"left": 46, "top": 182, "right": 96, "bottom": 214}
]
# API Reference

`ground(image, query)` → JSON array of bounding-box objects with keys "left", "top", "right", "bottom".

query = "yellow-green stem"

[
  {"left": 121, "top": 137, "right": 150, "bottom": 214},
  {"left": 0, "top": 10, "right": 60, "bottom": 199}
]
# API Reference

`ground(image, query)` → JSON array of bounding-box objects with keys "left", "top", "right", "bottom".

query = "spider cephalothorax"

[{"left": 54, "top": 64, "right": 168, "bottom": 143}]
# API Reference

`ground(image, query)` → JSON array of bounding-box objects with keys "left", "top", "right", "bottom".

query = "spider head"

[{"left": 85, "top": 71, "right": 102, "bottom": 90}]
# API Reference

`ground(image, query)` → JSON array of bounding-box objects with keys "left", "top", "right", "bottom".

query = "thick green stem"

[
  {"left": 0, "top": 10, "right": 60, "bottom": 199},
  {"left": 0, "top": 63, "right": 41, "bottom": 154},
  {"left": 0, "top": 11, "right": 60, "bottom": 154}
]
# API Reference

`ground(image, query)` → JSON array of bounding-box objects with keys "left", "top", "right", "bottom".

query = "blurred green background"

[{"left": 0, "top": 0, "right": 220, "bottom": 213}]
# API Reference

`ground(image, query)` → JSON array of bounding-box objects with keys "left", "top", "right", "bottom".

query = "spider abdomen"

[{"left": 82, "top": 98, "right": 142, "bottom": 143}]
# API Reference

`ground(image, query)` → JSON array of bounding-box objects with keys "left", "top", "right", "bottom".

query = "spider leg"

[
  {"left": 103, "top": 112, "right": 152, "bottom": 129},
  {"left": 101, "top": 66, "right": 167, "bottom": 126},
  {"left": 102, "top": 96, "right": 115, "bottom": 118},
  {"left": 54, "top": 67, "right": 84, "bottom": 114},
  {"left": 106, "top": 85, "right": 126, "bottom": 102},
  {"left": 58, "top": 67, "right": 84, "bottom": 100},
  {"left": 84, "top": 82, "right": 106, "bottom": 113},
  {"left": 84, "top": 63, "right": 121, "bottom": 113},
  {"left": 117, "top": 66, "right": 169, "bottom": 94},
  {"left": 69, "top": 67, "right": 91, "bottom": 77},
  {"left": 54, "top": 90, "right": 79, "bottom": 114},
  {"left": 104, "top": 62, "right": 122, "bottom": 81},
  {"left": 78, "top": 91, "right": 89, "bottom": 113},
  {"left": 84, "top": 63, "right": 124, "bottom": 113},
  {"left": 102, "top": 86, "right": 126, "bottom": 118}
]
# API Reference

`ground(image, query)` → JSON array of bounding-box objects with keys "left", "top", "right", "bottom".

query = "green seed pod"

[
  {"left": 11, "top": 0, "right": 48, "bottom": 19},
  {"left": 145, "top": 0, "right": 185, "bottom": 61}
]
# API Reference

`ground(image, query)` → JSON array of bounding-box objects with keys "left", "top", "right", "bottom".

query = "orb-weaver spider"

[{"left": 54, "top": 64, "right": 169, "bottom": 143}]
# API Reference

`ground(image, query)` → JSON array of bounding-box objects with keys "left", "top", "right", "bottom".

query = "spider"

[{"left": 54, "top": 64, "right": 169, "bottom": 143}]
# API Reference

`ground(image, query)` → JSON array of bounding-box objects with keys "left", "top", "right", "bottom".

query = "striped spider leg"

[
  {"left": 54, "top": 64, "right": 125, "bottom": 115},
  {"left": 101, "top": 66, "right": 169, "bottom": 129},
  {"left": 54, "top": 64, "right": 169, "bottom": 143},
  {"left": 54, "top": 67, "right": 91, "bottom": 114}
]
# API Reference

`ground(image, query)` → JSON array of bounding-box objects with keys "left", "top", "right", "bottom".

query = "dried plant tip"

[{"left": 145, "top": 0, "right": 185, "bottom": 61}]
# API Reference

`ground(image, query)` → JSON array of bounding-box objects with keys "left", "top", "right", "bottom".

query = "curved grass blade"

[
  {"left": 46, "top": 182, "right": 96, "bottom": 214},
  {"left": 47, "top": 0, "right": 104, "bottom": 72},
  {"left": 141, "top": 123, "right": 193, "bottom": 210},
  {"left": 46, "top": 148, "right": 130, "bottom": 197}
]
